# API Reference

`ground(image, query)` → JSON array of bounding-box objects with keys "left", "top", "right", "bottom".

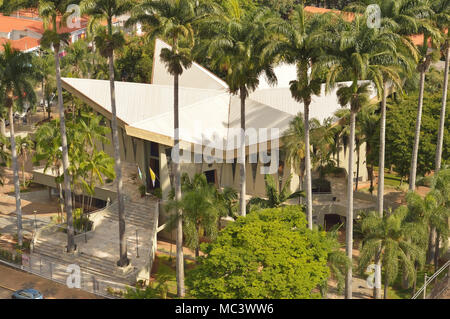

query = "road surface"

[{"left": 0, "top": 263, "right": 101, "bottom": 299}]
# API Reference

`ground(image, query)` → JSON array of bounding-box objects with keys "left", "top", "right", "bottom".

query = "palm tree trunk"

[
  {"left": 384, "top": 269, "right": 388, "bottom": 299},
  {"left": 345, "top": 109, "right": 356, "bottom": 299},
  {"left": 239, "top": 87, "right": 246, "bottom": 217},
  {"left": 304, "top": 100, "right": 313, "bottom": 230},
  {"left": 369, "top": 164, "right": 374, "bottom": 195},
  {"left": 409, "top": 70, "right": 426, "bottom": 191},
  {"left": 426, "top": 226, "right": 436, "bottom": 265},
  {"left": 58, "top": 181, "right": 64, "bottom": 222},
  {"left": 434, "top": 231, "right": 440, "bottom": 272},
  {"left": 54, "top": 45, "right": 75, "bottom": 253},
  {"left": 174, "top": 72, "right": 185, "bottom": 297},
  {"left": 108, "top": 49, "right": 128, "bottom": 267},
  {"left": 9, "top": 105, "right": 22, "bottom": 247},
  {"left": 374, "top": 81, "right": 388, "bottom": 299},
  {"left": 435, "top": 43, "right": 449, "bottom": 174},
  {"left": 355, "top": 143, "right": 360, "bottom": 191},
  {"left": 22, "top": 153, "right": 26, "bottom": 187},
  {"left": 0, "top": 117, "right": 6, "bottom": 137}
]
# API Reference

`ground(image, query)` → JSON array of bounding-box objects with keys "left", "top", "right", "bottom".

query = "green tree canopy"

[
  {"left": 385, "top": 92, "right": 450, "bottom": 180},
  {"left": 186, "top": 205, "right": 332, "bottom": 299}
]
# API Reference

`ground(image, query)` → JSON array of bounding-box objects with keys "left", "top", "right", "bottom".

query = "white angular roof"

[
  {"left": 62, "top": 39, "right": 378, "bottom": 150},
  {"left": 250, "top": 63, "right": 378, "bottom": 121}
]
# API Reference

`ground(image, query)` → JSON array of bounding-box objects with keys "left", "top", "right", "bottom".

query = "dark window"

[
  {"left": 150, "top": 142, "right": 159, "bottom": 157},
  {"left": 312, "top": 178, "right": 332, "bottom": 193},
  {"left": 204, "top": 170, "right": 216, "bottom": 185}
]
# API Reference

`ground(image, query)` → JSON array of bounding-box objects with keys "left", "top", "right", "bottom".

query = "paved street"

[
  {"left": 0, "top": 285, "right": 13, "bottom": 299},
  {"left": 0, "top": 263, "right": 101, "bottom": 299}
]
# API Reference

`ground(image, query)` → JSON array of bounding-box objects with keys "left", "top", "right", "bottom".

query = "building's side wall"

[{"left": 95, "top": 116, "right": 369, "bottom": 201}]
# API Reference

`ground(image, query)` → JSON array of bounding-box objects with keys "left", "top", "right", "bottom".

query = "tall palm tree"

[
  {"left": 80, "top": 0, "right": 133, "bottom": 267},
  {"left": 266, "top": 4, "right": 332, "bottom": 230},
  {"left": 15, "top": 135, "right": 35, "bottom": 187},
  {"left": 433, "top": 0, "right": 450, "bottom": 174},
  {"left": 38, "top": 0, "right": 78, "bottom": 252},
  {"left": 128, "top": 0, "right": 214, "bottom": 297},
  {"left": 321, "top": 12, "right": 399, "bottom": 298},
  {"left": 408, "top": 1, "right": 442, "bottom": 191},
  {"left": 358, "top": 207, "right": 424, "bottom": 299},
  {"left": 196, "top": 1, "right": 277, "bottom": 217},
  {"left": 0, "top": 43, "right": 36, "bottom": 247}
]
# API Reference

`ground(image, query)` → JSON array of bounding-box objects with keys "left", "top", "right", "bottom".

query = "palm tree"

[
  {"left": 358, "top": 208, "right": 424, "bottom": 299},
  {"left": 80, "top": 0, "right": 133, "bottom": 267},
  {"left": 34, "top": 120, "right": 66, "bottom": 221},
  {"left": 38, "top": 0, "right": 78, "bottom": 252},
  {"left": 196, "top": 1, "right": 277, "bottom": 217},
  {"left": 0, "top": 43, "right": 36, "bottom": 247},
  {"left": 33, "top": 49, "right": 55, "bottom": 119},
  {"left": 428, "top": 169, "right": 450, "bottom": 271},
  {"left": 166, "top": 173, "right": 220, "bottom": 258},
  {"left": 321, "top": 224, "right": 351, "bottom": 296},
  {"left": 15, "top": 135, "right": 35, "bottom": 187},
  {"left": 267, "top": 4, "right": 332, "bottom": 230},
  {"left": 321, "top": 11, "right": 403, "bottom": 297},
  {"left": 408, "top": 1, "right": 443, "bottom": 191},
  {"left": 433, "top": 0, "right": 450, "bottom": 174},
  {"left": 282, "top": 115, "right": 306, "bottom": 203},
  {"left": 247, "top": 174, "right": 304, "bottom": 213},
  {"left": 128, "top": 0, "right": 215, "bottom": 297}
]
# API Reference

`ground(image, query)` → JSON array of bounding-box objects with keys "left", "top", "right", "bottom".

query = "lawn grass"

[
  {"left": 387, "top": 264, "right": 437, "bottom": 299},
  {"left": 152, "top": 254, "right": 197, "bottom": 298},
  {"left": 359, "top": 168, "right": 406, "bottom": 192}
]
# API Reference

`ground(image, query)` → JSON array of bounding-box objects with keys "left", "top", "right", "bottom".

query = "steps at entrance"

[
  {"left": 102, "top": 200, "right": 155, "bottom": 229},
  {"left": 32, "top": 239, "right": 134, "bottom": 284}
]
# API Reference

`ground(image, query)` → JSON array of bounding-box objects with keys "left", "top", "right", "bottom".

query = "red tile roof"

[
  {"left": 0, "top": 37, "right": 40, "bottom": 51},
  {"left": 304, "top": 6, "right": 436, "bottom": 48},
  {"left": 304, "top": 5, "right": 355, "bottom": 21},
  {"left": 0, "top": 13, "right": 89, "bottom": 35}
]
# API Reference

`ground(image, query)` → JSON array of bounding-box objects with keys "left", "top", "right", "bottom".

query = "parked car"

[{"left": 11, "top": 288, "right": 43, "bottom": 299}]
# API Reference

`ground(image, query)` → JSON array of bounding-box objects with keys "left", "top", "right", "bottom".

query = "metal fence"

[
  {"left": 411, "top": 260, "right": 450, "bottom": 299},
  {"left": 0, "top": 253, "right": 124, "bottom": 299},
  {"left": 0, "top": 199, "right": 159, "bottom": 299}
]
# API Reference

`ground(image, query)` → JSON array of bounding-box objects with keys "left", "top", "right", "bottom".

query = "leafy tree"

[
  {"left": 115, "top": 36, "right": 154, "bottom": 83},
  {"left": 0, "top": 43, "right": 36, "bottom": 247},
  {"left": 385, "top": 92, "right": 450, "bottom": 182},
  {"left": 186, "top": 206, "right": 332, "bottom": 299}
]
